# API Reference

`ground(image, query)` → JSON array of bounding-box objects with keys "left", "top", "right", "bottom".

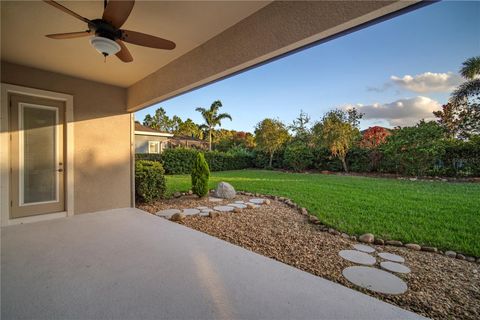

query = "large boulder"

[{"left": 214, "top": 182, "right": 236, "bottom": 199}]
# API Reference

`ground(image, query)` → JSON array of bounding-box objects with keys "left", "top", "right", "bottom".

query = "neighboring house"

[
  {"left": 135, "top": 122, "right": 208, "bottom": 154},
  {"left": 134, "top": 122, "right": 173, "bottom": 154},
  {"left": 0, "top": 0, "right": 423, "bottom": 225}
]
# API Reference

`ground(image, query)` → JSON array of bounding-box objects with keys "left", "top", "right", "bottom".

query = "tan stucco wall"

[
  {"left": 127, "top": 0, "right": 421, "bottom": 111},
  {"left": 1, "top": 61, "right": 131, "bottom": 214}
]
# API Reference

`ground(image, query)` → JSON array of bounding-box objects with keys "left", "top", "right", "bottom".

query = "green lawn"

[{"left": 166, "top": 169, "right": 480, "bottom": 257}]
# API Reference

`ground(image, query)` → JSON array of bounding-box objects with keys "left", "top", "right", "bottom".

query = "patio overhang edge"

[{"left": 126, "top": 0, "right": 430, "bottom": 112}]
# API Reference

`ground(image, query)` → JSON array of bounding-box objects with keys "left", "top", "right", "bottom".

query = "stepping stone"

[
  {"left": 213, "top": 205, "right": 235, "bottom": 212},
  {"left": 353, "top": 244, "right": 376, "bottom": 254},
  {"left": 156, "top": 209, "right": 181, "bottom": 218},
  {"left": 380, "top": 261, "right": 411, "bottom": 274},
  {"left": 339, "top": 250, "right": 376, "bottom": 266},
  {"left": 199, "top": 210, "right": 212, "bottom": 217},
  {"left": 208, "top": 197, "right": 223, "bottom": 202},
  {"left": 378, "top": 252, "right": 405, "bottom": 263},
  {"left": 246, "top": 203, "right": 260, "bottom": 208},
  {"left": 342, "top": 266, "right": 407, "bottom": 295},
  {"left": 249, "top": 198, "right": 266, "bottom": 204},
  {"left": 228, "top": 203, "right": 247, "bottom": 209},
  {"left": 196, "top": 206, "right": 209, "bottom": 210},
  {"left": 182, "top": 208, "right": 200, "bottom": 216},
  {"left": 235, "top": 201, "right": 245, "bottom": 204}
]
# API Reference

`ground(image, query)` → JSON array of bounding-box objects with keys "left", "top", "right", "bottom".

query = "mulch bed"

[{"left": 138, "top": 195, "right": 480, "bottom": 320}]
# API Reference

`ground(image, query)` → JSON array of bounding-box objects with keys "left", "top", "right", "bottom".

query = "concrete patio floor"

[{"left": 1, "top": 208, "right": 425, "bottom": 319}]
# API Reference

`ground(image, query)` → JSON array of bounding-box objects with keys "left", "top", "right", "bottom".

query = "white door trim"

[{"left": 1, "top": 83, "right": 75, "bottom": 226}]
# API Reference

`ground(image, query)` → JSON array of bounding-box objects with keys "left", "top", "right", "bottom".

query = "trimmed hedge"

[
  {"left": 136, "top": 148, "right": 254, "bottom": 174},
  {"left": 135, "top": 160, "right": 166, "bottom": 203}
]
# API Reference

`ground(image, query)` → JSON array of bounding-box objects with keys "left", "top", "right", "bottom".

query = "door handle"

[{"left": 57, "top": 168, "right": 64, "bottom": 173}]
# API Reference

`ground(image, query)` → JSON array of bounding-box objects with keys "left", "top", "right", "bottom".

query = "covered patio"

[{"left": 1, "top": 208, "right": 424, "bottom": 319}]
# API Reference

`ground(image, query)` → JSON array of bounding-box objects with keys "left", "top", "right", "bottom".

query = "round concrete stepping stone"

[
  {"left": 249, "top": 198, "right": 265, "bottom": 204},
  {"left": 339, "top": 250, "right": 376, "bottom": 266},
  {"left": 199, "top": 210, "right": 212, "bottom": 216},
  {"left": 182, "top": 208, "right": 200, "bottom": 216},
  {"left": 380, "top": 261, "right": 411, "bottom": 274},
  {"left": 353, "top": 244, "right": 376, "bottom": 253},
  {"left": 228, "top": 203, "right": 247, "bottom": 209},
  {"left": 235, "top": 201, "right": 245, "bottom": 204},
  {"left": 208, "top": 197, "right": 223, "bottom": 202},
  {"left": 378, "top": 252, "right": 405, "bottom": 263},
  {"left": 213, "top": 205, "right": 235, "bottom": 212},
  {"left": 156, "top": 209, "right": 181, "bottom": 218},
  {"left": 196, "top": 206, "right": 209, "bottom": 210},
  {"left": 342, "top": 266, "right": 407, "bottom": 295}
]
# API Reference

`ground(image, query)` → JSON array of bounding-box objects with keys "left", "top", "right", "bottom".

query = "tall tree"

[
  {"left": 435, "top": 56, "right": 480, "bottom": 139},
  {"left": 143, "top": 107, "right": 175, "bottom": 132},
  {"left": 195, "top": 100, "right": 232, "bottom": 150},
  {"left": 313, "top": 108, "right": 363, "bottom": 172},
  {"left": 175, "top": 118, "right": 202, "bottom": 138},
  {"left": 255, "top": 118, "right": 290, "bottom": 167},
  {"left": 289, "top": 110, "right": 311, "bottom": 142}
]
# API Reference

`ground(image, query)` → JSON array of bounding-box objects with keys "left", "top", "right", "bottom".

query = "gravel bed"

[{"left": 138, "top": 195, "right": 480, "bottom": 320}]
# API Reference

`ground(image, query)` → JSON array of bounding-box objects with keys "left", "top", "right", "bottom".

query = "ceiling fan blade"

[
  {"left": 43, "top": 0, "right": 90, "bottom": 24},
  {"left": 115, "top": 40, "right": 133, "bottom": 63},
  {"left": 103, "top": 0, "right": 135, "bottom": 29},
  {"left": 120, "top": 30, "right": 176, "bottom": 50},
  {"left": 46, "top": 31, "right": 92, "bottom": 39}
]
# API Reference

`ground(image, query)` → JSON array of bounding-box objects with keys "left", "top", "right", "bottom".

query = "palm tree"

[
  {"left": 451, "top": 56, "right": 480, "bottom": 104},
  {"left": 195, "top": 100, "right": 232, "bottom": 150}
]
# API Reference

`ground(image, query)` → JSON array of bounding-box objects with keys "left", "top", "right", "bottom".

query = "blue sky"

[{"left": 135, "top": 1, "right": 480, "bottom": 131}]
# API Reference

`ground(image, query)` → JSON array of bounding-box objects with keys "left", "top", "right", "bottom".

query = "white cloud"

[
  {"left": 343, "top": 96, "right": 441, "bottom": 127},
  {"left": 390, "top": 72, "right": 461, "bottom": 93}
]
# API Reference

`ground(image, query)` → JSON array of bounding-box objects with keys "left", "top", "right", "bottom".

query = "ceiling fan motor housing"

[{"left": 88, "top": 19, "right": 121, "bottom": 56}]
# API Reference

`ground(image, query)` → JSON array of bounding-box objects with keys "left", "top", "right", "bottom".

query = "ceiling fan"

[{"left": 43, "top": 0, "right": 176, "bottom": 63}]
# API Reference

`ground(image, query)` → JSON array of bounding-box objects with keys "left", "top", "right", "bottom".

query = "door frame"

[{"left": 1, "top": 83, "right": 74, "bottom": 226}]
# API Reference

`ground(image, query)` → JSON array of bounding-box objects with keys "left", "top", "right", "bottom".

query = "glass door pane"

[{"left": 21, "top": 105, "right": 57, "bottom": 204}]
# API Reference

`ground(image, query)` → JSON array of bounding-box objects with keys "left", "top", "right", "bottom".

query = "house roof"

[{"left": 134, "top": 122, "right": 173, "bottom": 137}]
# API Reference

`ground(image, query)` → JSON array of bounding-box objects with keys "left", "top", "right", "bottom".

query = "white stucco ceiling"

[{"left": 1, "top": 1, "right": 270, "bottom": 87}]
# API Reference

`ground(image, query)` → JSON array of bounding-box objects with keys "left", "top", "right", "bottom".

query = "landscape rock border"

[{"left": 233, "top": 190, "right": 480, "bottom": 264}]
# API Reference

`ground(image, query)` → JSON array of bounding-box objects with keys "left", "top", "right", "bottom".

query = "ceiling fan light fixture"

[{"left": 89, "top": 36, "right": 120, "bottom": 56}]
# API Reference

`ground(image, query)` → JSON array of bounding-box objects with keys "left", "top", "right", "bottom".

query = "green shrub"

[
  {"left": 312, "top": 147, "right": 343, "bottom": 171},
  {"left": 161, "top": 148, "right": 198, "bottom": 174},
  {"left": 283, "top": 141, "right": 314, "bottom": 171},
  {"left": 191, "top": 153, "right": 210, "bottom": 197},
  {"left": 380, "top": 121, "right": 446, "bottom": 176},
  {"left": 347, "top": 148, "right": 372, "bottom": 172},
  {"left": 135, "top": 160, "right": 166, "bottom": 203},
  {"left": 253, "top": 149, "right": 285, "bottom": 169}
]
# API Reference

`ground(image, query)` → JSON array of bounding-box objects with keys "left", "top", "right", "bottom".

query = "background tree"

[
  {"left": 143, "top": 107, "right": 175, "bottom": 132},
  {"left": 175, "top": 118, "right": 202, "bottom": 138},
  {"left": 359, "top": 126, "right": 391, "bottom": 171},
  {"left": 438, "top": 56, "right": 480, "bottom": 139},
  {"left": 289, "top": 110, "right": 311, "bottom": 142},
  {"left": 254, "top": 118, "right": 290, "bottom": 167},
  {"left": 313, "top": 108, "right": 363, "bottom": 172},
  {"left": 196, "top": 100, "right": 232, "bottom": 150}
]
